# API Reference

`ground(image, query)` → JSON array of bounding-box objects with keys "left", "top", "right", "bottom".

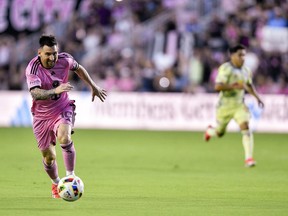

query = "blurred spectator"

[
  {"left": 267, "top": 7, "right": 287, "bottom": 27},
  {"left": 1, "top": 0, "right": 288, "bottom": 94},
  {"left": 0, "top": 36, "right": 11, "bottom": 68}
]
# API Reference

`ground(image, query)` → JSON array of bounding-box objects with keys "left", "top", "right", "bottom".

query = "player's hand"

[
  {"left": 231, "top": 82, "right": 245, "bottom": 89},
  {"left": 55, "top": 82, "right": 74, "bottom": 94},
  {"left": 258, "top": 99, "right": 264, "bottom": 108},
  {"left": 91, "top": 85, "right": 107, "bottom": 102}
]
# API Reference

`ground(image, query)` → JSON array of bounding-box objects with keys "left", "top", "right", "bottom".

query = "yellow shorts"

[{"left": 216, "top": 103, "right": 250, "bottom": 133}]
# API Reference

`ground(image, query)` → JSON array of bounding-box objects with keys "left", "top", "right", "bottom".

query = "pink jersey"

[{"left": 25, "top": 52, "right": 79, "bottom": 120}]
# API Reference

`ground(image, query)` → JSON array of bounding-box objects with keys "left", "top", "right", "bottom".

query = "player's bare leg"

[
  {"left": 240, "top": 122, "right": 256, "bottom": 167},
  {"left": 58, "top": 123, "right": 76, "bottom": 176},
  {"left": 41, "top": 144, "right": 61, "bottom": 198}
]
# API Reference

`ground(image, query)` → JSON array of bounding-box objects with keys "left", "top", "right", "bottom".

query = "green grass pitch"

[{"left": 0, "top": 127, "right": 288, "bottom": 216}]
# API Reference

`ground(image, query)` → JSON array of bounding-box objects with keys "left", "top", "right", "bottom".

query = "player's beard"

[
  {"left": 47, "top": 60, "right": 55, "bottom": 68},
  {"left": 239, "top": 61, "right": 244, "bottom": 67}
]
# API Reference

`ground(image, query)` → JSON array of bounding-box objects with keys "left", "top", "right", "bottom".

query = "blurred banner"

[
  {"left": 0, "top": 0, "right": 88, "bottom": 35},
  {"left": 0, "top": 91, "right": 287, "bottom": 133}
]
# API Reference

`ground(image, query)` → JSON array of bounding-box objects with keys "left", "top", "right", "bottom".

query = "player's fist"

[
  {"left": 232, "top": 82, "right": 245, "bottom": 89},
  {"left": 55, "top": 82, "right": 74, "bottom": 94}
]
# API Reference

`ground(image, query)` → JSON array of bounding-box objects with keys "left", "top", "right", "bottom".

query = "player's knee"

[
  {"left": 217, "top": 131, "right": 225, "bottom": 137},
  {"left": 44, "top": 154, "right": 56, "bottom": 165},
  {"left": 58, "top": 134, "right": 71, "bottom": 145},
  {"left": 239, "top": 122, "right": 249, "bottom": 131},
  {"left": 218, "top": 132, "right": 225, "bottom": 137}
]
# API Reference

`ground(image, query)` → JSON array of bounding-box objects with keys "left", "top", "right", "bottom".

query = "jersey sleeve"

[
  {"left": 26, "top": 73, "right": 41, "bottom": 90},
  {"left": 25, "top": 60, "right": 41, "bottom": 90},
  {"left": 61, "top": 52, "right": 80, "bottom": 71},
  {"left": 215, "top": 64, "right": 231, "bottom": 84}
]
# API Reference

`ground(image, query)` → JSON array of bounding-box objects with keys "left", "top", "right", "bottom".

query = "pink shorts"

[{"left": 32, "top": 101, "right": 76, "bottom": 151}]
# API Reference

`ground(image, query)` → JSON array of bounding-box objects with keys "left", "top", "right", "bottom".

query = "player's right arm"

[
  {"left": 30, "top": 83, "right": 74, "bottom": 100},
  {"left": 215, "top": 82, "right": 246, "bottom": 91}
]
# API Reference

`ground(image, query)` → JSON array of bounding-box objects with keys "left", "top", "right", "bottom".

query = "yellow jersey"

[{"left": 215, "top": 62, "right": 252, "bottom": 105}]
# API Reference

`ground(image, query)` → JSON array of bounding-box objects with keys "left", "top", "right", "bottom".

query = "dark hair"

[
  {"left": 39, "top": 35, "right": 57, "bottom": 47},
  {"left": 229, "top": 44, "right": 246, "bottom": 54}
]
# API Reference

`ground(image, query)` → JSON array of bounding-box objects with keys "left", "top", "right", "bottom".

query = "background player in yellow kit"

[{"left": 204, "top": 44, "right": 264, "bottom": 167}]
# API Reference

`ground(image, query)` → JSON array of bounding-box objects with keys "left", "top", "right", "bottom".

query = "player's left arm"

[
  {"left": 74, "top": 65, "right": 107, "bottom": 102},
  {"left": 244, "top": 68, "right": 264, "bottom": 108}
]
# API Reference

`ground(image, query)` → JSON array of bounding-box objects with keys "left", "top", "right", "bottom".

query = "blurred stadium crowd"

[{"left": 0, "top": 0, "right": 287, "bottom": 93}]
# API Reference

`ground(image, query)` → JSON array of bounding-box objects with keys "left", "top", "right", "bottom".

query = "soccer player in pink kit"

[{"left": 25, "top": 35, "right": 107, "bottom": 198}]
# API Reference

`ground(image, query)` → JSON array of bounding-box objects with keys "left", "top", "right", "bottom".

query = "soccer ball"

[{"left": 57, "top": 175, "right": 84, "bottom": 202}]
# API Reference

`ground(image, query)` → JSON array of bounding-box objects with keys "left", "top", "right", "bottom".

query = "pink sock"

[
  {"left": 43, "top": 160, "right": 59, "bottom": 180},
  {"left": 60, "top": 142, "right": 76, "bottom": 173}
]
